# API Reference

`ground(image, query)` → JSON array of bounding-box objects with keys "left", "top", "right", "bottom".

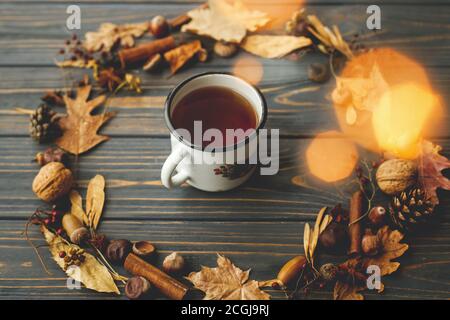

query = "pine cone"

[
  {"left": 389, "top": 188, "right": 435, "bottom": 232},
  {"left": 29, "top": 104, "right": 60, "bottom": 143}
]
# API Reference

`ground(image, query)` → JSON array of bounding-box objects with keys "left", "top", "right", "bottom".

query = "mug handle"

[{"left": 161, "top": 147, "right": 190, "bottom": 189}]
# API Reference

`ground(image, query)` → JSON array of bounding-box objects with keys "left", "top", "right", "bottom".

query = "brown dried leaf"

[
  {"left": 84, "top": 22, "right": 149, "bottom": 52},
  {"left": 332, "top": 63, "right": 389, "bottom": 125},
  {"left": 182, "top": 0, "right": 270, "bottom": 43},
  {"left": 365, "top": 226, "right": 409, "bottom": 276},
  {"left": 186, "top": 254, "right": 270, "bottom": 300},
  {"left": 41, "top": 225, "right": 119, "bottom": 294},
  {"left": 56, "top": 85, "right": 116, "bottom": 155},
  {"left": 241, "top": 35, "right": 311, "bottom": 59},
  {"left": 86, "top": 175, "right": 105, "bottom": 230},
  {"left": 164, "top": 40, "right": 203, "bottom": 74},
  {"left": 418, "top": 140, "right": 450, "bottom": 205},
  {"left": 334, "top": 226, "right": 408, "bottom": 300},
  {"left": 69, "top": 190, "right": 89, "bottom": 226}
]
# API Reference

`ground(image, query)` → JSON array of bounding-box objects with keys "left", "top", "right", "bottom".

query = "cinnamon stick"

[
  {"left": 348, "top": 190, "right": 364, "bottom": 257},
  {"left": 118, "top": 36, "right": 176, "bottom": 69},
  {"left": 124, "top": 253, "right": 188, "bottom": 300},
  {"left": 169, "top": 3, "right": 208, "bottom": 29}
]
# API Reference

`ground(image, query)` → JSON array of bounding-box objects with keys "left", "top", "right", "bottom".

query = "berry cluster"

[{"left": 59, "top": 247, "right": 86, "bottom": 271}]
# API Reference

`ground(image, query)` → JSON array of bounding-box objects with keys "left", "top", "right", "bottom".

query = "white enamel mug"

[{"left": 161, "top": 72, "right": 267, "bottom": 192}]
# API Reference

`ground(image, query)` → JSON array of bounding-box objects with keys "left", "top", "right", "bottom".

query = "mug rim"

[{"left": 164, "top": 72, "right": 268, "bottom": 153}]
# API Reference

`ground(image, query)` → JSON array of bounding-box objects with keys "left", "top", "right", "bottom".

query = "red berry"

[
  {"left": 59, "top": 251, "right": 66, "bottom": 258},
  {"left": 56, "top": 228, "right": 63, "bottom": 235},
  {"left": 44, "top": 218, "right": 50, "bottom": 225}
]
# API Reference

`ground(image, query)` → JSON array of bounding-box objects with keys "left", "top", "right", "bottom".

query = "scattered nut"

[
  {"left": 213, "top": 41, "right": 238, "bottom": 58},
  {"left": 197, "top": 48, "right": 208, "bottom": 62},
  {"left": 368, "top": 206, "right": 386, "bottom": 226},
  {"left": 162, "top": 252, "right": 185, "bottom": 273},
  {"left": 32, "top": 162, "right": 73, "bottom": 202},
  {"left": 308, "top": 63, "right": 330, "bottom": 83},
  {"left": 150, "top": 15, "right": 170, "bottom": 38},
  {"left": 35, "top": 147, "right": 68, "bottom": 167},
  {"left": 106, "top": 239, "right": 132, "bottom": 264},
  {"left": 376, "top": 159, "right": 417, "bottom": 195},
  {"left": 142, "top": 53, "right": 162, "bottom": 72},
  {"left": 318, "top": 222, "right": 348, "bottom": 252},
  {"left": 62, "top": 214, "right": 88, "bottom": 244},
  {"left": 132, "top": 241, "right": 156, "bottom": 257},
  {"left": 276, "top": 255, "right": 307, "bottom": 286},
  {"left": 125, "top": 276, "right": 151, "bottom": 299}
]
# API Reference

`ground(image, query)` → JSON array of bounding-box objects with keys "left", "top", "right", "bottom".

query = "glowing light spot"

[
  {"left": 232, "top": 56, "right": 264, "bottom": 85},
  {"left": 306, "top": 131, "right": 359, "bottom": 182},
  {"left": 372, "top": 83, "right": 438, "bottom": 159}
]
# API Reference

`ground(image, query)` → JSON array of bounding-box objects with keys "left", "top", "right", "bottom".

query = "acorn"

[
  {"left": 150, "top": 15, "right": 169, "bottom": 38},
  {"left": 319, "top": 263, "right": 338, "bottom": 282},
  {"left": 318, "top": 222, "right": 348, "bottom": 253},
  {"left": 125, "top": 276, "right": 151, "bottom": 299},
  {"left": 162, "top": 252, "right": 185, "bottom": 274},
  {"left": 368, "top": 206, "right": 386, "bottom": 226},
  {"left": 276, "top": 255, "right": 307, "bottom": 287},
  {"left": 106, "top": 239, "right": 132, "bottom": 264},
  {"left": 61, "top": 214, "right": 88, "bottom": 244}
]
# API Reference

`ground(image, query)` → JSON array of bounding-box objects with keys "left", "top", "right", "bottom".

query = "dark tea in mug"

[{"left": 171, "top": 86, "right": 258, "bottom": 148}]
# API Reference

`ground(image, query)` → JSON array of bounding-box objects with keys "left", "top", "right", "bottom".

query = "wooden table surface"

[{"left": 0, "top": 0, "right": 449, "bottom": 300}]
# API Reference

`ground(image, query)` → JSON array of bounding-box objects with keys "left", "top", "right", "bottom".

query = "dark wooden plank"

[
  {"left": 0, "top": 65, "right": 449, "bottom": 138},
  {"left": 0, "top": 219, "right": 449, "bottom": 299},
  {"left": 0, "top": 136, "right": 449, "bottom": 221},
  {"left": 0, "top": 4, "right": 449, "bottom": 67}
]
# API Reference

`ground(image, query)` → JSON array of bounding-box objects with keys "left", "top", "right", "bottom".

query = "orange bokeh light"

[
  {"left": 232, "top": 56, "right": 264, "bottom": 85},
  {"left": 333, "top": 48, "right": 443, "bottom": 157},
  {"left": 241, "top": 0, "right": 305, "bottom": 29},
  {"left": 306, "top": 131, "right": 359, "bottom": 182}
]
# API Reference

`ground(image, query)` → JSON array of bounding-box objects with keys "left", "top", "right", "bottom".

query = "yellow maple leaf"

[
  {"left": 186, "top": 254, "right": 270, "bottom": 300},
  {"left": 182, "top": 0, "right": 270, "bottom": 43}
]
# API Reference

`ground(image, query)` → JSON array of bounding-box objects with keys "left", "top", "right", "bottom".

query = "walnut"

[
  {"left": 32, "top": 162, "right": 73, "bottom": 202},
  {"left": 376, "top": 159, "right": 417, "bottom": 195}
]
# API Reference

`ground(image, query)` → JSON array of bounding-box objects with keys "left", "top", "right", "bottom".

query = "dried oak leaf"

[
  {"left": 186, "top": 254, "right": 270, "bottom": 300},
  {"left": 56, "top": 85, "right": 116, "bottom": 155},
  {"left": 86, "top": 175, "right": 106, "bottom": 230},
  {"left": 332, "top": 63, "right": 388, "bottom": 125},
  {"left": 240, "top": 35, "right": 312, "bottom": 59},
  {"left": 181, "top": 0, "right": 270, "bottom": 43},
  {"left": 84, "top": 22, "right": 149, "bottom": 53},
  {"left": 334, "top": 226, "right": 408, "bottom": 300},
  {"left": 418, "top": 140, "right": 450, "bottom": 205},
  {"left": 164, "top": 40, "right": 202, "bottom": 74},
  {"left": 41, "top": 225, "right": 119, "bottom": 294}
]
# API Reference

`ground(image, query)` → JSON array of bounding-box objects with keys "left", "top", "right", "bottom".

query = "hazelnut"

[
  {"left": 150, "top": 15, "right": 169, "bottom": 38},
  {"left": 376, "top": 159, "right": 417, "bottom": 195},
  {"left": 62, "top": 214, "right": 88, "bottom": 244},
  {"left": 162, "top": 252, "right": 185, "bottom": 273},
  {"left": 318, "top": 222, "right": 348, "bottom": 252},
  {"left": 368, "top": 206, "right": 386, "bottom": 226},
  {"left": 213, "top": 41, "right": 238, "bottom": 58},
  {"left": 361, "top": 231, "right": 380, "bottom": 256},
  {"left": 308, "top": 63, "right": 330, "bottom": 83},
  {"left": 125, "top": 276, "right": 151, "bottom": 299},
  {"left": 132, "top": 241, "right": 155, "bottom": 257},
  {"left": 32, "top": 162, "right": 73, "bottom": 202},
  {"left": 197, "top": 48, "right": 208, "bottom": 62},
  {"left": 106, "top": 239, "right": 132, "bottom": 264}
]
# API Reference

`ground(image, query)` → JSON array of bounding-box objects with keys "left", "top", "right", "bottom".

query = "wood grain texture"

[
  {"left": 0, "top": 4, "right": 448, "bottom": 67},
  {"left": 0, "top": 0, "right": 449, "bottom": 300},
  {"left": 0, "top": 136, "right": 449, "bottom": 221},
  {"left": 0, "top": 220, "right": 449, "bottom": 300}
]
